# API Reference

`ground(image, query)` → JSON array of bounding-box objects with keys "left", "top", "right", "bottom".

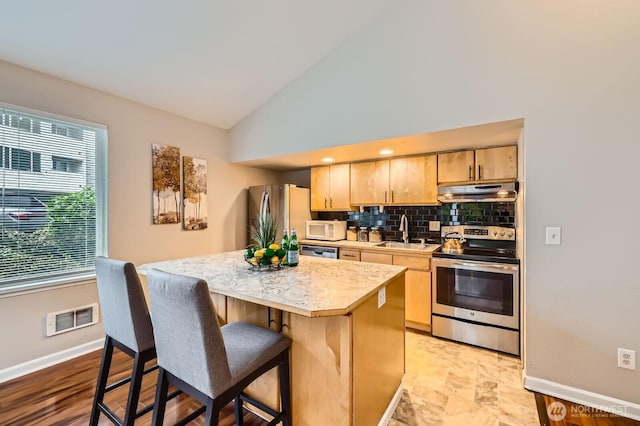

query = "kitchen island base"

[
  {"left": 138, "top": 252, "right": 407, "bottom": 425},
  {"left": 223, "top": 274, "right": 405, "bottom": 425}
]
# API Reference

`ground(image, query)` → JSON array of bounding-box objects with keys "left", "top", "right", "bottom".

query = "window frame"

[{"left": 0, "top": 102, "right": 108, "bottom": 295}]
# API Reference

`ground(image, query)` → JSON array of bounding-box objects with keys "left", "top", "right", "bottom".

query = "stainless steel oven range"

[{"left": 431, "top": 225, "right": 520, "bottom": 355}]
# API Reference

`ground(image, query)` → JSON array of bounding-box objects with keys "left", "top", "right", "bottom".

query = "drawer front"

[
  {"left": 339, "top": 249, "right": 361, "bottom": 261},
  {"left": 361, "top": 251, "right": 393, "bottom": 265},
  {"left": 393, "top": 255, "right": 430, "bottom": 270}
]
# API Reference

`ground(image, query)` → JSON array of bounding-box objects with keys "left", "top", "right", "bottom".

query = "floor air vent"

[{"left": 46, "top": 303, "right": 100, "bottom": 336}]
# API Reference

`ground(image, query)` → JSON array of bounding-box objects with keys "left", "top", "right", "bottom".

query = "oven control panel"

[{"left": 441, "top": 225, "right": 515, "bottom": 241}]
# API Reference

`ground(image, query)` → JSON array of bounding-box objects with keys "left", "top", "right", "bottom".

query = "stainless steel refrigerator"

[{"left": 247, "top": 184, "right": 311, "bottom": 245}]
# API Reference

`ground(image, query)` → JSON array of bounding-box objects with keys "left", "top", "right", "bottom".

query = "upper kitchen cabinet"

[
  {"left": 310, "top": 164, "right": 351, "bottom": 211},
  {"left": 389, "top": 155, "right": 438, "bottom": 205},
  {"left": 437, "top": 145, "right": 517, "bottom": 184},
  {"left": 350, "top": 155, "right": 438, "bottom": 206},
  {"left": 350, "top": 160, "right": 389, "bottom": 205},
  {"left": 474, "top": 145, "right": 517, "bottom": 181}
]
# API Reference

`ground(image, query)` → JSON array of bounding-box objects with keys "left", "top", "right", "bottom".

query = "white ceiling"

[
  {"left": 0, "top": 0, "right": 396, "bottom": 129},
  {"left": 239, "top": 119, "right": 525, "bottom": 170}
]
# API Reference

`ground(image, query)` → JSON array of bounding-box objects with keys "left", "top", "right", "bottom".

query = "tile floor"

[{"left": 392, "top": 331, "right": 540, "bottom": 426}]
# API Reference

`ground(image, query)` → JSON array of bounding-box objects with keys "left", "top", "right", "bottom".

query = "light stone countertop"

[
  {"left": 138, "top": 250, "right": 407, "bottom": 318},
  {"left": 300, "top": 239, "right": 441, "bottom": 255}
]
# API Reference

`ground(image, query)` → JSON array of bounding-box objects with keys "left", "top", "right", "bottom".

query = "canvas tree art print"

[
  {"left": 152, "top": 144, "right": 181, "bottom": 224},
  {"left": 183, "top": 156, "right": 208, "bottom": 230}
]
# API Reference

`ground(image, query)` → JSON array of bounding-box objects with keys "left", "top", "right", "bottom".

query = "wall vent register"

[{"left": 46, "top": 303, "right": 99, "bottom": 336}]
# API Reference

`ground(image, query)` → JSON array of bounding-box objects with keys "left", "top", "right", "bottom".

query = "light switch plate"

[
  {"left": 377, "top": 287, "right": 386, "bottom": 308},
  {"left": 545, "top": 227, "right": 561, "bottom": 245},
  {"left": 429, "top": 221, "right": 441, "bottom": 231}
]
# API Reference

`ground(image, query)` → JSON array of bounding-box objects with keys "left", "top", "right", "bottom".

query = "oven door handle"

[{"left": 433, "top": 259, "right": 519, "bottom": 272}]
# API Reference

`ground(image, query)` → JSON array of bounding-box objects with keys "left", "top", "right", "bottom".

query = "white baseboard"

[
  {"left": 524, "top": 375, "right": 640, "bottom": 421},
  {"left": 378, "top": 383, "right": 403, "bottom": 426},
  {"left": 0, "top": 338, "right": 104, "bottom": 384}
]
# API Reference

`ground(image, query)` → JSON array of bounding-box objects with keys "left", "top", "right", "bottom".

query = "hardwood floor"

[
  {"left": 535, "top": 394, "right": 640, "bottom": 426},
  {"left": 0, "top": 348, "right": 266, "bottom": 425},
  {"left": 2, "top": 337, "right": 638, "bottom": 425}
]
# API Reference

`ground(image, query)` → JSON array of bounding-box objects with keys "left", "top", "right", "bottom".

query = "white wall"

[
  {"left": 231, "top": 0, "right": 640, "bottom": 406},
  {"left": 0, "top": 60, "right": 278, "bottom": 370}
]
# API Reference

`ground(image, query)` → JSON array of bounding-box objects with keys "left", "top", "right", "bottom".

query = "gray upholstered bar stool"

[
  {"left": 147, "top": 268, "right": 292, "bottom": 426},
  {"left": 90, "top": 256, "right": 159, "bottom": 426}
]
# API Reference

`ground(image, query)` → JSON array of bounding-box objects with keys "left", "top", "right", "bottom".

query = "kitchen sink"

[{"left": 375, "top": 242, "right": 440, "bottom": 251}]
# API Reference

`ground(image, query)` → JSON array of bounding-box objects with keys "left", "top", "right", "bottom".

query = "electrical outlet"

[
  {"left": 618, "top": 348, "right": 636, "bottom": 370},
  {"left": 377, "top": 287, "right": 386, "bottom": 308},
  {"left": 429, "top": 221, "right": 441, "bottom": 231}
]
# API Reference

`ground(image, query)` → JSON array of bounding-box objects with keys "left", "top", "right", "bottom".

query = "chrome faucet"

[{"left": 399, "top": 214, "right": 409, "bottom": 243}]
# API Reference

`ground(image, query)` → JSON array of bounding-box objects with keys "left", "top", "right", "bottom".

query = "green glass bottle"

[
  {"left": 287, "top": 229, "right": 299, "bottom": 267},
  {"left": 281, "top": 230, "right": 289, "bottom": 266}
]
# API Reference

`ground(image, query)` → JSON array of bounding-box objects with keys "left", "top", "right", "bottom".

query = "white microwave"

[{"left": 305, "top": 220, "right": 347, "bottom": 241}]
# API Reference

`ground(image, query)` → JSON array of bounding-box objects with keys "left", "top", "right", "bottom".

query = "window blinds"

[{"left": 0, "top": 105, "right": 107, "bottom": 291}]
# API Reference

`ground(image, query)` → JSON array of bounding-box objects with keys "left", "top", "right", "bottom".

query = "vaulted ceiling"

[{"left": 0, "top": 1, "right": 396, "bottom": 129}]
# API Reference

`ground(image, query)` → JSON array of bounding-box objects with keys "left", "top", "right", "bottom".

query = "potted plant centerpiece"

[{"left": 244, "top": 213, "right": 287, "bottom": 269}]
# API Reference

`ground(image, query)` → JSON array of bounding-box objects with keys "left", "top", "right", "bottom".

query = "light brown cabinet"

[
  {"left": 350, "top": 160, "right": 389, "bottom": 205},
  {"left": 310, "top": 164, "right": 351, "bottom": 211},
  {"left": 474, "top": 145, "right": 518, "bottom": 182},
  {"left": 339, "top": 249, "right": 361, "bottom": 261},
  {"left": 438, "top": 145, "right": 517, "bottom": 184},
  {"left": 348, "top": 249, "right": 431, "bottom": 331},
  {"left": 389, "top": 155, "right": 438, "bottom": 204},
  {"left": 349, "top": 154, "right": 438, "bottom": 206},
  {"left": 393, "top": 255, "right": 431, "bottom": 330},
  {"left": 360, "top": 251, "right": 393, "bottom": 265}
]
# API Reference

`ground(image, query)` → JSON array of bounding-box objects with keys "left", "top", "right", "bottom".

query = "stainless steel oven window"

[
  {"left": 435, "top": 267, "right": 514, "bottom": 316},
  {"left": 432, "top": 259, "right": 519, "bottom": 330}
]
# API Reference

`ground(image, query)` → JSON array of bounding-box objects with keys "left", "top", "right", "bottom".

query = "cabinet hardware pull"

[
  {"left": 330, "top": 198, "right": 333, "bottom": 208},
  {"left": 343, "top": 254, "right": 356, "bottom": 258},
  {"left": 469, "top": 166, "right": 473, "bottom": 180},
  {"left": 391, "top": 190, "right": 394, "bottom": 203},
  {"left": 324, "top": 198, "right": 327, "bottom": 209},
  {"left": 478, "top": 165, "right": 482, "bottom": 180},
  {"left": 384, "top": 191, "right": 387, "bottom": 203}
]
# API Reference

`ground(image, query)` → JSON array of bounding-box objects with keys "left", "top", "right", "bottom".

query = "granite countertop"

[
  {"left": 138, "top": 250, "right": 407, "bottom": 318},
  {"left": 300, "top": 239, "right": 441, "bottom": 255}
]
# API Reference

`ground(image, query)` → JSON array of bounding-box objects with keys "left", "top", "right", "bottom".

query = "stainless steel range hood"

[{"left": 437, "top": 182, "right": 518, "bottom": 203}]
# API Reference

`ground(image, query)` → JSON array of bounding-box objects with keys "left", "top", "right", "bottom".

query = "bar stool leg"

[
  {"left": 234, "top": 396, "right": 244, "bottom": 426},
  {"left": 123, "top": 351, "right": 147, "bottom": 426},
  {"left": 279, "top": 350, "right": 292, "bottom": 426},
  {"left": 152, "top": 368, "right": 170, "bottom": 426},
  {"left": 89, "top": 336, "right": 115, "bottom": 426},
  {"left": 205, "top": 399, "right": 219, "bottom": 425}
]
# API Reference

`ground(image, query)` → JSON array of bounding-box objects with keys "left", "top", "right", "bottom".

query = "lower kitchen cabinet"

[
  {"left": 357, "top": 250, "right": 432, "bottom": 331},
  {"left": 392, "top": 254, "right": 431, "bottom": 330},
  {"left": 339, "top": 248, "right": 361, "bottom": 261},
  {"left": 403, "top": 270, "right": 431, "bottom": 330},
  {"left": 360, "top": 251, "right": 393, "bottom": 265}
]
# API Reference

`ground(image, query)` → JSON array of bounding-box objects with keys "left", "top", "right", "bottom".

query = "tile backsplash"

[{"left": 316, "top": 202, "right": 515, "bottom": 242}]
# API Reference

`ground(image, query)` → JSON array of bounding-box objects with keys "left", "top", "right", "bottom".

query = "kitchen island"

[{"left": 138, "top": 250, "right": 407, "bottom": 426}]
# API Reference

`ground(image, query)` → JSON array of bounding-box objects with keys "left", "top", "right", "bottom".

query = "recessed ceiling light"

[
  {"left": 321, "top": 157, "right": 334, "bottom": 163},
  {"left": 379, "top": 149, "right": 394, "bottom": 155}
]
